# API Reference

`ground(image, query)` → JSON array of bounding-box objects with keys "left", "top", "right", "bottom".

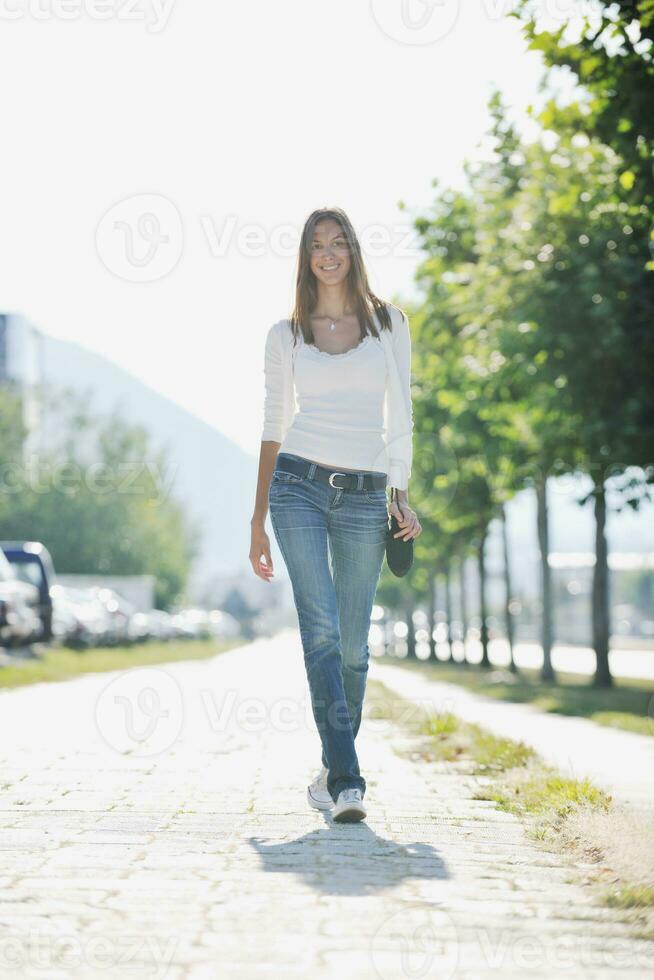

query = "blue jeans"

[{"left": 268, "top": 452, "right": 388, "bottom": 803}]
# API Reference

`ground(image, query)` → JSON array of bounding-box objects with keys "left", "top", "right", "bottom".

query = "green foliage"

[
  {"left": 421, "top": 711, "right": 459, "bottom": 737},
  {"left": 401, "top": 9, "right": 653, "bottom": 680},
  {"left": 0, "top": 384, "right": 199, "bottom": 608},
  {"left": 0, "top": 637, "right": 241, "bottom": 690},
  {"left": 514, "top": 0, "right": 654, "bottom": 222},
  {"left": 509, "top": 1, "right": 654, "bottom": 466},
  {"left": 603, "top": 884, "right": 654, "bottom": 909},
  {"left": 0, "top": 386, "right": 28, "bottom": 524},
  {"left": 480, "top": 769, "right": 612, "bottom": 818}
]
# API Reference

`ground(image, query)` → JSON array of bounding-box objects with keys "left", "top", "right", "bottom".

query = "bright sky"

[{"left": 1, "top": 1, "right": 555, "bottom": 455}]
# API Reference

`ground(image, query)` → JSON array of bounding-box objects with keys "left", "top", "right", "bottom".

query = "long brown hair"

[{"left": 289, "top": 206, "right": 402, "bottom": 347}]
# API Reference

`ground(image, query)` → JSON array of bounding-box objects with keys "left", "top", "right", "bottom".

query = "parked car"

[
  {"left": 92, "top": 587, "right": 135, "bottom": 646},
  {"left": 127, "top": 611, "right": 152, "bottom": 644},
  {"left": 50, "top": 586, "right": 84, "bottom": 646},
  {"left": 50, "top": 584, "right": 157, "bottom": 649},
  {"left": 208, "top": 609, "right": 240, "bottom": 639},
  {"left": 146, "top": 609, "right": 175, "bottom": 641},
  {"left": 171, "top": 607, "right": 212, "bottom": 639},
  {"left": 0, "top": 547, "right": 41, "bottom": 648},
  {"left": 50, "top": 584, "right": 111, "bottom": 648},
  {"left": 0, "top": 541, "right": 56, "bottom": 642}
]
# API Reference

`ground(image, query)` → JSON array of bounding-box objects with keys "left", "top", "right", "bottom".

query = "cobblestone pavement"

[{"left": 1, "top": 630, "right": 653, "bottom": 979}]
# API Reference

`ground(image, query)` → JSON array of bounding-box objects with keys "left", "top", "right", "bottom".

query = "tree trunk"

[
  {"left": 406, "top": 604, "right": 417, "bottom": 659},
  {"left": 382, "top": 611, "right": 391, "bottom": 658},
  {"left": 536, "top": 475, "right": 555, "bottom": 682},
  {"left": 444, "top": 561, "right": 453, "bottom": 662},
  {"left": 459, "top": 553, "right": 469, "bottom": 665},
  {"left": 592, "top": 480, "right": 613, "bottom": 687},
  {"left": 478, "top": 528, "right": 490, "bottom": 668},
  {"left": 428, "top": 568, "right": 437, "bottom": 661},
  {"left": 501, "top": 503, "right": 517, "bottom": 673}
]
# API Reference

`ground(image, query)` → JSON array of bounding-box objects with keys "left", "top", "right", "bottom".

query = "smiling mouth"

[{"left": 321, "top": 264, "right": 340, "bottom": 271}]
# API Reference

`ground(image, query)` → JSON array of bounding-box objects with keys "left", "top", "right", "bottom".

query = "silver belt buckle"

[{"left": 328, "top": 471, "right": 347, "bottom": 488}]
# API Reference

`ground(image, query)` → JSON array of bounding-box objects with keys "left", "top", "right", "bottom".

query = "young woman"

[{"left": 250, "top": 206, "right": 421, "bottom": 823}]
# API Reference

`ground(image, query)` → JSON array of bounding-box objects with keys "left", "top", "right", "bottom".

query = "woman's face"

[{"left": 309, "top": 218, "right": 351, "bottom": 287}]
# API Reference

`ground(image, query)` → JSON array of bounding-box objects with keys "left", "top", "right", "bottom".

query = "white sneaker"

[
  {"left": 307, "top": 765, "right": 333, "bottom": 811},
  {"left": 332, "top": 787, "right": 367, "bottom": 823}
]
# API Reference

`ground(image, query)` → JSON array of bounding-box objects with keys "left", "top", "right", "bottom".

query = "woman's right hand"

[{"left": 250, "top": 520, "right": 274, "bottom": 581}]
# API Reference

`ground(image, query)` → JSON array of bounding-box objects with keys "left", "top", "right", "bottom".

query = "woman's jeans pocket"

[{"left": 271, "top": 469, "right": 306, "bottom": 484}]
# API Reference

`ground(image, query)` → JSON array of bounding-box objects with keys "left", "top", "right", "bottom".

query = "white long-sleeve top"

[{"left": 261, "top": 303, "right": 414, "bottom": 490}]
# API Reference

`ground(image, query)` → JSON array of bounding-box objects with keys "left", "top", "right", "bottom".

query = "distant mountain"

[{"left": 38, "top": 331, "right": 258, "bottom": 600}]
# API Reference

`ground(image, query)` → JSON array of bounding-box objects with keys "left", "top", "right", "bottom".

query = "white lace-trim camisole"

[
  {"left": 261, "top": 304, "right": 414, "bottom": 489},
  {"left": 280, "top": 332, "right": 387, "bottom": 474}
]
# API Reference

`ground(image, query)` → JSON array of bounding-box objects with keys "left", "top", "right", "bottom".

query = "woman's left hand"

[{"left": 389, "top": 497, "right": 422, "bottom": 541}]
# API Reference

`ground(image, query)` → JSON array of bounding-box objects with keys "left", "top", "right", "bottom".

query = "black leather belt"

[{"left": 275, "top": 453, "right": 387, "bottom": 491}]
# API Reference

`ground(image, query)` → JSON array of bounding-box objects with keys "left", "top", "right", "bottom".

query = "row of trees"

[
  {"left": 380, "top": 0, "right": 654, "bottom": 687},
  {"left": 0, "top": 384, "right": 197, "bottom": 609}
]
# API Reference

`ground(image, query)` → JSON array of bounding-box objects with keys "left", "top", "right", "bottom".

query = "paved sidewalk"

[
  {"left": 0, "top": 629, "right": 652, "bottom": 979},
  {"left": 373, "top": 659, "right": 654, "bottom": 812}
]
